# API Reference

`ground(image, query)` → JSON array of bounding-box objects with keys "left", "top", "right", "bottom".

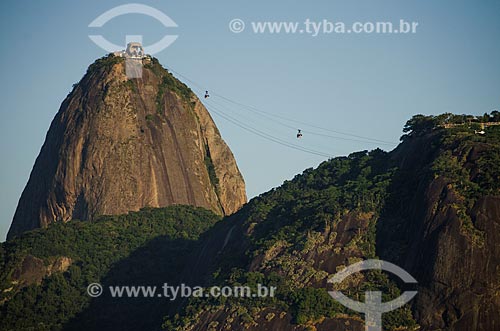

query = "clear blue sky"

[{"left": 1, "top": 0, "right": 499, "bottom": 241}]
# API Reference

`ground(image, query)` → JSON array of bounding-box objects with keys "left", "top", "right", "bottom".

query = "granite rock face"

[
  {"left": 378, "top": 134, "right": 500, "bottom": 331},
  {"left": 171, "top": 130, "right": 500, "bottom": 331},
  {"left": 7, "top": 56, "right": 246, "bottom": 239}
]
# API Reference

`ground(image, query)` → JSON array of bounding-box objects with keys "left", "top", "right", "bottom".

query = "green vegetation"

[
  {"left": 124, "top": 79, "right": 137, "bottom": 93},
  {"left": 288, "top": 287, "right": 347, "bottom": 324},
  {"left": 3, "top": 112, "right": 499, "bottom": 330},
  {"left": 429, "top": 125, "right": 500, "bottom": 246},
  {"left": 401, "top": 111, "right": 500, "bottom": 140},
  {"left": 163, "top": 149, "right": 418, "bottom": 330},
  {"left": 204, "top": 145, "right": 220, "bottom": 194},
  {"left": 158, "top": 71, "right": 193, "bottom": 103},
  {"left": 86, "top": 54, "right": 124, "bottom": 74},
  {"left": 399, "top": 112, "right": 499, "bottom": 246},
  {"left": 144, "top": 57, "right": 194, "bottom": 114},
  {"left": 0, "top": 206, "right": 220, "bottom": 331},
  {"left": 164, "top": 112, "right": 500, "bottom": 330}
]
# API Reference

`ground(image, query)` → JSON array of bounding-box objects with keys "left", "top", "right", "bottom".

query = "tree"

[{"left": 401, "top": 114, "right": 438, "bottom": 140}]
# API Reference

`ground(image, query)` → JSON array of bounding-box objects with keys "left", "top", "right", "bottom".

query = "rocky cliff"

[
  {"left": 7, "top": 55, "right": 246, "bottom": 239},
  {"left": 164, "top": 118, "right": 500, "bottom": 331},
  {"left": 377, "top": 129, "right": 500, "bottom": 330},
  {"left": 2, "top": 107, "right": 499, "bottom": 330}
]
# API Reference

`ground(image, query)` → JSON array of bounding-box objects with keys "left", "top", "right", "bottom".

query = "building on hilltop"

[{"left": 113, "top": 42, "right": 148, "bottom": 59}]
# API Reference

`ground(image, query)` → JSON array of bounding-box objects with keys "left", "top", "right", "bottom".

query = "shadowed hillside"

[{"left": 2, "top": 110, "right": 499, "bottom": 330}]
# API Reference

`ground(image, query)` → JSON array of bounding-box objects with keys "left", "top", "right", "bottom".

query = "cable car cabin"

[{"left": 297, "top": 129, "right": 303, "bottom": 138}]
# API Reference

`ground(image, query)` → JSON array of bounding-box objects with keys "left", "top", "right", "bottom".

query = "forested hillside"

[{"left": 1, "top": 113, "right": 499, "bottom": 331}]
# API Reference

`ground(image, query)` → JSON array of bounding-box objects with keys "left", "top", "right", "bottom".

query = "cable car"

[
  {"left": 297, "top": 129, "right": 303, "bottom": 138},
  {"left": 204, "top": 91, "right": 210, "bottom": 98}
]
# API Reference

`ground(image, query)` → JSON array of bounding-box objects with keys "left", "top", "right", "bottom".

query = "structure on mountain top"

[{"left": 113, "top": 42, "right": 148, "bottom": 59}]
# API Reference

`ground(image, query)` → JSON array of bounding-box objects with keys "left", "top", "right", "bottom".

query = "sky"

[{"left": 0, "top": 0, "right": 499, "bottom": 241}]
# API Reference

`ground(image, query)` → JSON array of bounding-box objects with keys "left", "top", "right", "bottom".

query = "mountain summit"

[{"left": 7, "top": 55, "right": 246, "bottom": 239}]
